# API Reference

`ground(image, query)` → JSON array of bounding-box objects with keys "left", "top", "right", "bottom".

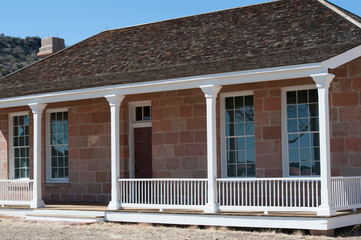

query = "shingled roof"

[{"left": 1, "top": 0, "right": 361, "bottom": 99}]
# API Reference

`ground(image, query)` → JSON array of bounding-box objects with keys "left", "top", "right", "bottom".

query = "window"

[
  {"left": 46, "top": 109, "right": 68, "bottom": 181},
  {"left": 9, "top": 113, "right": 30, "bottom": 179},
  {"left": 135, "top": 105, "right": 151, "bottom": 121},
  {"left": 222, "top": 93, "right": 255, "bottom": 177},
  {"left": 285, "top": 88, "right": 320, "bottom": 176}
]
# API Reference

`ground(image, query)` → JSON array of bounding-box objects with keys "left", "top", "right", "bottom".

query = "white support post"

[
  {"left": 311, "top": 73, "right": 336, "bottom": 216},
  {"left": 28, "top": 103, "right": 46, "bottom": 208},
  {"left": 200, "top": 85, "right": 222, "bottom": 213},
  {"left": 106, "top": 94, "right": 125, "bottom": 210}
]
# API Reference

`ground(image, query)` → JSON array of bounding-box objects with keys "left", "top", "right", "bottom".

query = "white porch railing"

[
  {"left": 331, "top": 176, "right": 361, "bottom": 211},
  {"left": 118, "top": 178, "right": 208, "bottom": 210},
  {"left": 217, "top": 178, "right": 321, "bottom": 212},
  {"left": 0, "top": 180, "right": 33, "bottom": 205}
]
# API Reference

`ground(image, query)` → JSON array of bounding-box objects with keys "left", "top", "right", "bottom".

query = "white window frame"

[
  {"left": 8, "top": 111, "right": 30, "bottom": 180},
  {"left": 128, "top": 101, "right": 152, "bottom": 178},
  {"left": 45, "top": 108, "right": 69, "bottom": 183},
  {"left": 220, "top": 91, "right": 254, "bottom": 178},
  {"left": 281, "top": 84, "right": 318, "bottom": 177}
]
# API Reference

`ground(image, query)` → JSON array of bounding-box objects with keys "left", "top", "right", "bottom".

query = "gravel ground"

[{"left": 0, "top": 215, "right": 360, "bottom": 240}]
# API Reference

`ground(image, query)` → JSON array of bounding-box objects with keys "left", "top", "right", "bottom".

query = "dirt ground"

[{"left": 0, "top": 215, "right": 360, "bottom": 240}]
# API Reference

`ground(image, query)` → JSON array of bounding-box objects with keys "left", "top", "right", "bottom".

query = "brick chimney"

[{"left": 37, "top": 37, "right": 65, "bottom": 59}]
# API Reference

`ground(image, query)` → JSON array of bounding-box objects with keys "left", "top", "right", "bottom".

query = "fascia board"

[
  {"left": 0, "top": 63, "right": 326, "bottom": 108},
  {"left": 322, "top": 45, "right": 361, "bottom": 69}
]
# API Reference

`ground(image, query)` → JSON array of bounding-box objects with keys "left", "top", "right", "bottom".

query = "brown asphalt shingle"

[{"left": 1, "top": 0, "right": 361, "bottom": 99}]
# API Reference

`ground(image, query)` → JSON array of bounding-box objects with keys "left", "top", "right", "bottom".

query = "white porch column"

[
  {"left": 311, "top": 73, "right": 336, "bottom": 216},
  {"left": 106, "top": 94, "right": 125, "bottom": 210},
  {"left": 201, "top": 84, "right": 222, "bottom": 213},
  {"left": 28, "top": 103, "right": 46, "bottom": 208}
]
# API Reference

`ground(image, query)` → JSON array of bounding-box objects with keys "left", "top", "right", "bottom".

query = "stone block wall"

[
  {"left": 151, "top": 89, "right": 208, "bottom": 178},
  {"left": 329, "top": 58, "right": 361, "bottom": 176}
]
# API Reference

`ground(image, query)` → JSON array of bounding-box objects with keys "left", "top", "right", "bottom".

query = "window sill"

[{"left": 46, "top": 179, "right": 69, "bottom": 184}]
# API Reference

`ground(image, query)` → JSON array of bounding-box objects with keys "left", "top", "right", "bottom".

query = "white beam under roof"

[{"left": 0, "top": 62, "right": 327, "bottom": 108}]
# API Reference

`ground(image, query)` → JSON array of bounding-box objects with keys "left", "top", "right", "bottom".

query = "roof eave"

[
  {"left": 0, "top": 62, "right": 327, "bottom": 108},
  {"left": 322, "top": 44, "right": 361, "bottom": 69}
]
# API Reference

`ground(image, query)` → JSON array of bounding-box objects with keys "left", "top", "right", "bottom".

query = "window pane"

[
  {"left": 226, "top": 138, "right": 236, "bottom": 151},
  {"left": 288, "top": 134, "right": 299, "bottom": 148},
  {"left": 225, "top": 97, "right": 234, "bottom": 110},
  {"left": 246, "top": 150, "right": 255, "bottom": 163},
  {"left": 237, "top": 151, "right": 246, "bottom": 163},
  {"left": 300, "top": 148, "right": 311, "bottom": 161},
  {"left": 227, "top": 165, "right": 236, "bottom": 177},
  {"left": 226, "top": 111, "right": 234, "bottom": 123},
  {"left": 298, "top": 104, "right": 309, "bottom": 118},
  {"left": 287, "top": 119, "right": 297, "bottom": 133},
  {"left": 244, "top": 109, "right": 254, "bottom": 122},
  {"left": 237, "top": 164, "right": 246, "bottom": 177},
  {"left": 227, "top": 151, "right": 236, "bottom": 163},
  {"left": 52, "top": 157, "right": 57, "bottom": 167},
  {"left": 298, "top": 119, "right": 309, "bottom": 132},
  {"left": 289, "top": 162, "right": 300, "bottom": 176},
  {"left": 297, "top": 90, "right": 307, "bottom": 104},
  {"left": 13, "top": 116, "right": 18, "bottom": 125},
  {"left": 135, "top": 107, "right": 142, "bottom": 121},
  {"left": 245, "top": 122, "right": 254, "bottom": 135},
  {"left": 308, "top": 89, "right": 318, "bottom": 103},
  {"left": 51, "top": 113, "right": 56, "bottom": 122},
  {"left": 247, "top": 164, "right": 256, "bottom": 177},
  {"left": 57, "top": 112, "right": 62, "bottom": 121},
  {"left": 310, "top": 118, "right": 319, "bottom": 131},
  {"left": 312, "top": 148, "right": 320, "bottom": 161},
  {"left": 287, "top": 105, "right": 297, "bottom": 119},
  {"left": 235, "top": 123, "right": 244, "bottom": 136},
  {"left": 244, "top": 96, "right": 253, "bottom": 107},
  {"left": 235, "top": 110, "right": 244, "bottom": 122},
  {"left": 289, "top": 148, "right": 299, "bottom": 162},
  {"left": 300, "top": 133, "right": 311, "bottom": 147},
  {"left": 15, "top": 159, "right": 19, "bottom": 168},
  {"left": 301, "top": 161, "right": 311, "bottom": 176},
  {"left": 63, "top": 112, "right": 68, "bottom": 121},
  {"left": 287, "top": 91, "right": 296, "bottom": 104},
  {"left": 234, "top": 97, "right": 243, "bottom": 109},
  {"left": 19, "top": 116, "right": 24, "bottom": 125},
  {"left": 226, "top": 124, "right": 234, "bottom": 136},
  {"left": 246, "top": 137, "right": 255, "bottom": 150},
  {"left": 237, "top": 138, "right": 245, "bottom": 150},
  {"left": 309, "top": 104, "right": 318, "bottom": 117},
  {"left": 143, "top": 106, "right": 151, "bottom": 120}
]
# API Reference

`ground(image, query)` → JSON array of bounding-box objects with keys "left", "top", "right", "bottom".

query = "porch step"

[{"left": 25, "top": 210, "right": 105, "bottom": 223}]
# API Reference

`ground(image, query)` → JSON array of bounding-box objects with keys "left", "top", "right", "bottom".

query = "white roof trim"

[
  {"left": 318, "top": 0, "right": 361, "bottom": 29},
  {"left": 322, "top": 44, "right": 361, "bottom": 69},
  {"left": 0, "top": 63, "right": 326, "bottom": 108}
]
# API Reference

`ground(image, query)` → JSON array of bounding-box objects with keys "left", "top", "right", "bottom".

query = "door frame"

[{"left": 128, "top": 101, "right": 152, "bottom": 178}]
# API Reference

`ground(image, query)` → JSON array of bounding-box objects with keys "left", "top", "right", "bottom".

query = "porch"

[
  {"left": 1, "top": 176, "right": 360, "bottom": 215},
  {"left": 1, "top": 201, "right": 361, "bottom": 232}
]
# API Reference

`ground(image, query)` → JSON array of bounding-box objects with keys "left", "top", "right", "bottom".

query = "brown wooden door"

[{"left": 134, "top": 127, "right": 152, "bottom": 178}]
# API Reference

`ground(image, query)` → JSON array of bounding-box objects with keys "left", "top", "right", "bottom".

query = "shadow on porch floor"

[{"left": 2, "top": 202, "right": 359, "bottom": 218}]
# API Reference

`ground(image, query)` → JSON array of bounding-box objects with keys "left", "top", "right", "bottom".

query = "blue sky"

[{"left": 0, "top": 0, "right": 360, "bottom": 46}]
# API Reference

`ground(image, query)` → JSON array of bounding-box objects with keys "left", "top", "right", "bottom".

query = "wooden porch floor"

[{"left": 2, "top": 202, "right": 359, "bottom": 218}]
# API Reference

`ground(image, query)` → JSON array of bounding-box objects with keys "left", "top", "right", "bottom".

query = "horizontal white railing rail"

[
  {"left": 0, "top": 180, "right": 33, "bottom": 205},
  {"left": 118, "top": 178, "right": 207, "bottom": 210},
  {"left": 217, "top": 178, "right": 321, "bottom": 212},
  {"left": 331, "top": 176, "right": 361, "bottom": 211}
]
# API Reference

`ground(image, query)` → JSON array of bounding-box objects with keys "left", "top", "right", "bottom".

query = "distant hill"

[{"left": 0, "top": 34, "right": 41, "bottom": 78}]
